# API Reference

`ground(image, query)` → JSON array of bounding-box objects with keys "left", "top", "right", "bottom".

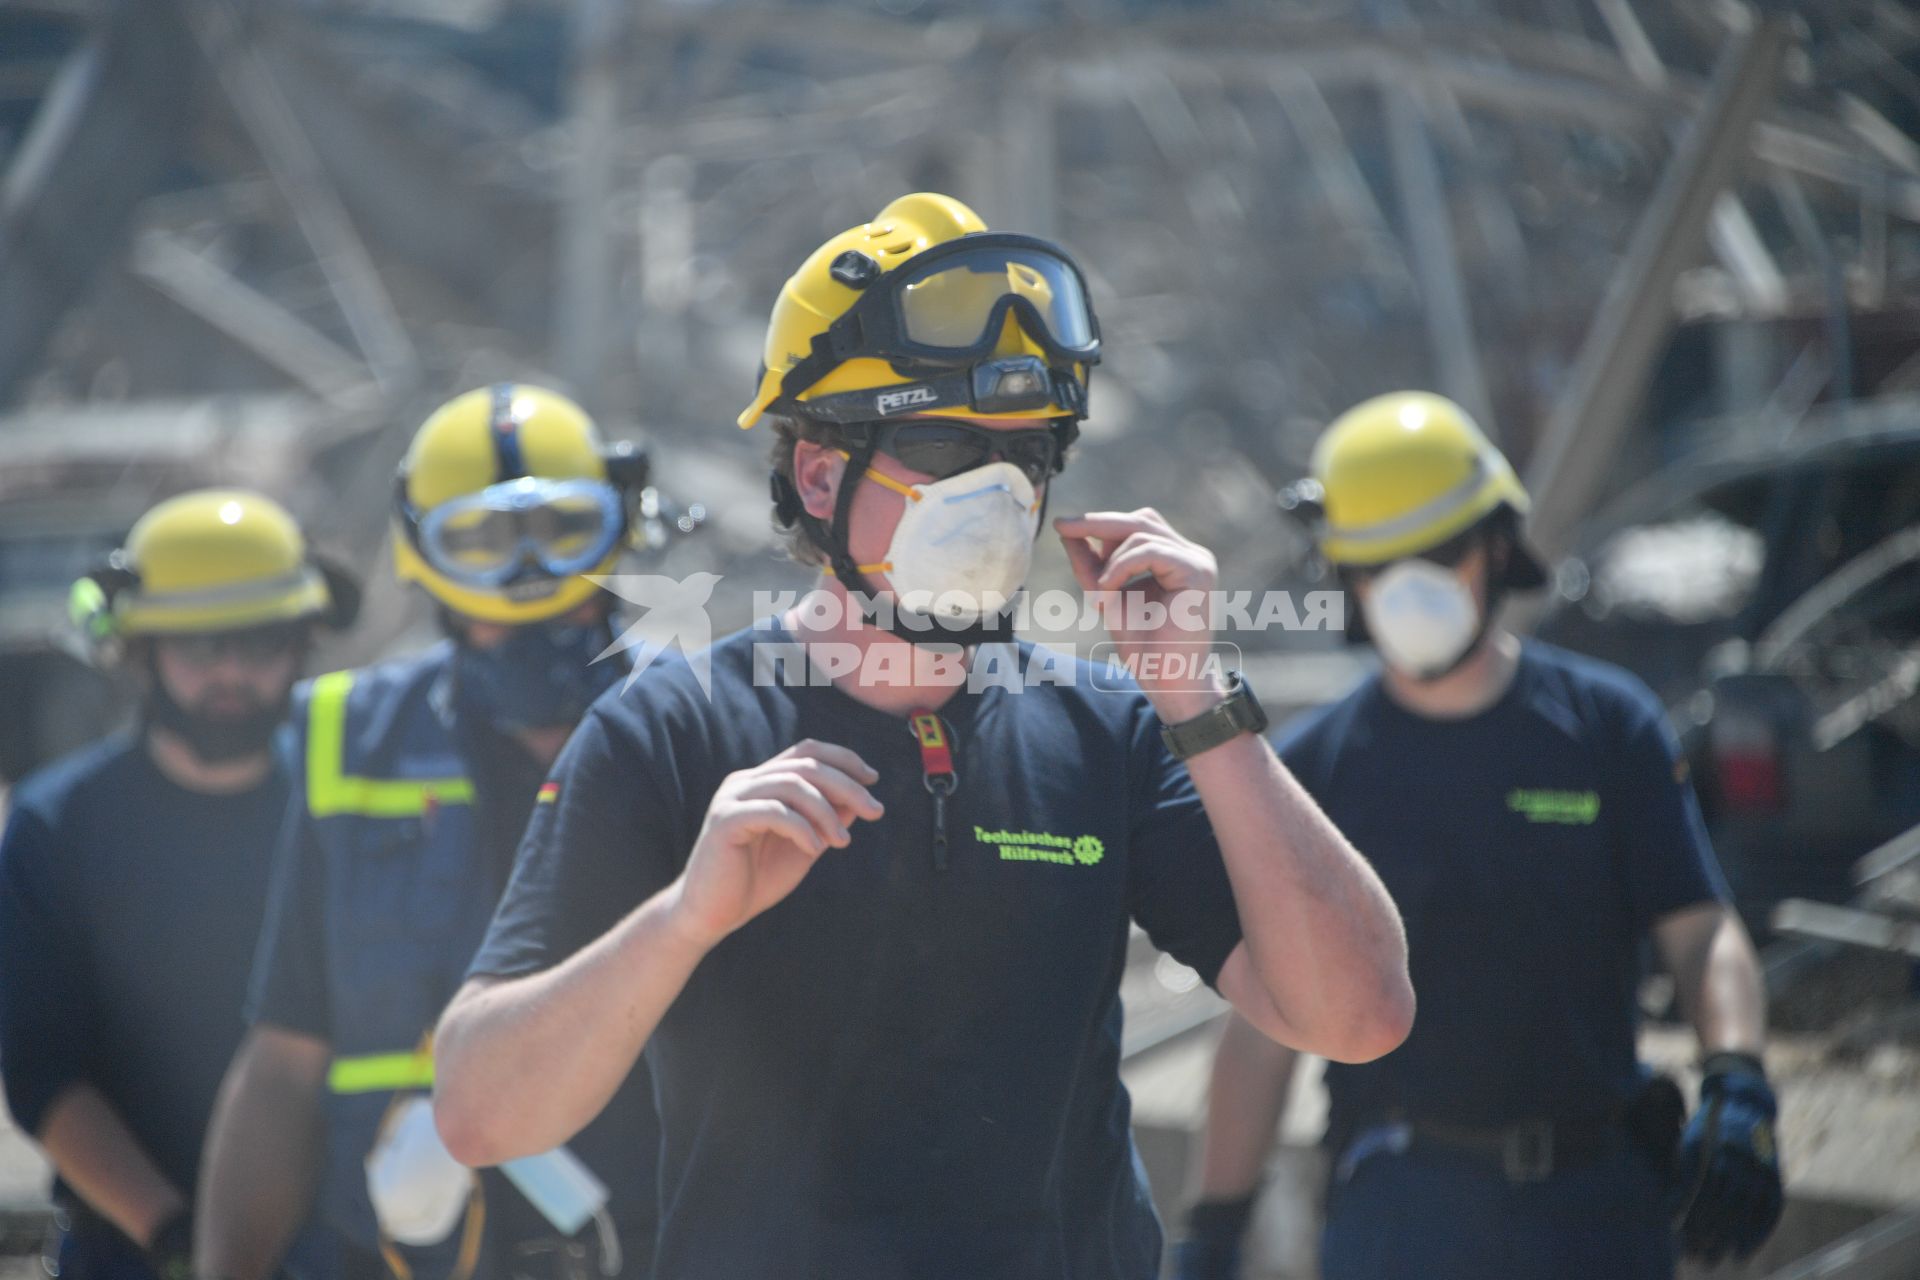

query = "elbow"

[
  {"left": 432, "top": 1081, "right": 507, "bottom": 1169},
  {"left": 1322, "top": 981, "right": 1415, "bottom": 1065},
  {"left": 430, "top": 1013, "right": 502, "bottom": 1168}
]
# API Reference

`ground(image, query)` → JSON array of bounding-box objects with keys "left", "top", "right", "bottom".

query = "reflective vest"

[{"left": 295, "top": 645, "right": 501, "bottom": 1274}]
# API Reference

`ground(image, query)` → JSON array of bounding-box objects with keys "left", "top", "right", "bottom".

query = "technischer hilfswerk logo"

[{"left": 974, "top": 827, "right": 1106, "bottom": 866}]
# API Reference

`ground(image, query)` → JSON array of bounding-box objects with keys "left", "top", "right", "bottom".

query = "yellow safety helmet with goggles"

[
  {"left": 740, "top": 194, "right": 1100, "bottom": 642},
  {"left": 1301, "top": 391, "right": 1545, "bottom": 587},
  {"left": 392, "top": 384, "right": 649, "bottom": 626},
  {"left": 737, "top": 192, "right": 1099, "bottom": 432},
  {"left": 69, "top": 488, "right": 355, "bottom": 647}
]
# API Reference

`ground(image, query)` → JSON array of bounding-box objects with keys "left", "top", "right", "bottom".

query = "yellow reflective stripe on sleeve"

[
  {"left": 328, "top": 1050, "right": 436, "bottom": 1094},
  {"left": 305, "top": 670, "right": 474, "bottom": 819}
]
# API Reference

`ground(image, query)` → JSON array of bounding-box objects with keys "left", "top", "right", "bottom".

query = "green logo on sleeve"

[
  {"left": 975, "top": 827, "right": 1105, "bottom": 866},
  {"left": 1507, "top": 788, "right": 1601, "bottom": 825}
]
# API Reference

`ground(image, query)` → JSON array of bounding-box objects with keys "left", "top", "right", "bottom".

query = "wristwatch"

[{"left": 1159, "top": 671, "right": 1268, "bottom": 761}]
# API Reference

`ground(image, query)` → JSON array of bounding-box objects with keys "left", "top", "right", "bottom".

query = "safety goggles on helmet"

[
  {"left": 857, "top": 420, "right": 1064, "bottom": 488},
  {"left": 402, "top": 477, "right": 625, "bottom": 589},
  {"left": 780, "top": 234, "right": 1101, "bottom": 409}
]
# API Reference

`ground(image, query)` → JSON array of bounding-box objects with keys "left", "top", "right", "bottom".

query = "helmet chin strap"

[{"left": 796, "top": 436, "right": 1018, "bottom": 649}]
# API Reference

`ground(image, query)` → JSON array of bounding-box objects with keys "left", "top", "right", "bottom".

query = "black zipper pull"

[
  {"left": 928, "top": 777, "right": 953, "bottom": 871},
  {"left": 908, "top": 710, "right": 957, "bottom": 872}
]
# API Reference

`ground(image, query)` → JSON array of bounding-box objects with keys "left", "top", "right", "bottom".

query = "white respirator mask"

[
  {"left": 881, "top": 460, "right": 1040, "bottom": 628},
  {"left": 1361, "top": 558, "right": 1483, "bottom": 680},
  {"left": 364, "top": 1097, "right": 473, "bottom": 1247}
]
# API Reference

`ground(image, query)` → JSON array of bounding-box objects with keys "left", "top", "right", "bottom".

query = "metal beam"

[
  {"left": 128, "top": 230, "right": 371, "bottom": 405},
  {"left": 1770, "top": 899, "right": 1920, "bottom": 960},
  {"left": 1709, "top": 195, "right": 1789, "bottom": 313},
  {"left": 1599, "top": 5, "right": 1789, "bottom": 321},
  {"left": 1383, "top": 82, "right": 1494, "bottom": 435},
  {"left": 1032, "top": 30, "right": 1920, "bottom": 225},
  {"left": 184, "top": 0, "right": 418, "bottom": 393},
  {"left": 1522, "top": 17, "right": 1791, "bottom": 565},
  {"left": 1840, "top": 91, "right": 1920, "bottom": 176},
  {"left": 0, "top": 3, "right": 192, "bottom": 407},
  {"left": 1271, "top": 69, "right": 1395, "bottom": 243},
  {"left": 1771, "top": 169, "right": 1855, "bottom": 404},
  {"left": 1594, "top": 0, "right": 1668, "bottom": 90},
  {"left": 552, "top": 0, "right": 623, "bottom": 413},
  {"left": 997, "top": 53, "right": 1057, "bottom": 237},
  {"left": 1855, "top": 820, "right": 1920, "bottom": 888},
  {"left": 1760, "top": 1210, "right": 1920, "bottom": 1280}
]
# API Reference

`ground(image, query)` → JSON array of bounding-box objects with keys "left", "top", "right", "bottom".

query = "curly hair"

[{"left": 765, "top": 412, "right": 843, "bottom": 567}]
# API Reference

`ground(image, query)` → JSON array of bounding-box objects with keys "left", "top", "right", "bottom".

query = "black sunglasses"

[
  {"left": 155, "top": 623, "right": 306, "bottom": 667},
  {"left": 861, "top": 420, "right": 1062, "bottom": 487},
  {"left": 1345, "top": 528, "right": 1485, "bottom": 583}
]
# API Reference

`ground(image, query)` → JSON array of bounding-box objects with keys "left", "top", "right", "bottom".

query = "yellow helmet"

[
  {"left": 70, "top": 489, "right": 344, "bottom": 642},
  {"left": 737, "top": 192, "right": 1099, "bottom": 430},
  {"left": 1311, "top": 392, "right": 1537, "bottom": 572},
  {"left": 392, "top": 384, "right": 646, "bottom": 626}
]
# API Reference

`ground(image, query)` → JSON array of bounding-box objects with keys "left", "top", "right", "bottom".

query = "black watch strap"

[
  {"left": 1159, "top": 671, "right": 1268, "bottom": 761},
  {"left": 1700, "top": 1050, "right": 1767, "bottom": 1080}
]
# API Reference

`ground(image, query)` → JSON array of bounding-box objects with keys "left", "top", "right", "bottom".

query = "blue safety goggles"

[{"left": 408, "top": 477, "right": 626, "bottom": 589}]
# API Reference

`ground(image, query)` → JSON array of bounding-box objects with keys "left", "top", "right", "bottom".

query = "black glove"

[
  {"left": 145, "top": 1208, "right": 196, "bottom": 1280},
  {"left": 1169, "top": 1195, "right": 1254, "bottom": 1280},
  {"left": 1672, "top": 1052, "right": 1785, "bottom": 1265}
]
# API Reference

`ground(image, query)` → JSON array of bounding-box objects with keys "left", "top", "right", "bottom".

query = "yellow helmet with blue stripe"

[{"left": 392, "top": 384, "right": 647, "bottom": 626}]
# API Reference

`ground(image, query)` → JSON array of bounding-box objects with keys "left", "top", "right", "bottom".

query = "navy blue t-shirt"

[
  {"left": 1277, "top": 641, "right": 1727, "bottom": 1141},
  {"left": 470, "top": 621, "right": 1246, "bottom": 1280},
  {"left": 0, "top": 732, "right": 289, "bottom": 1194}
]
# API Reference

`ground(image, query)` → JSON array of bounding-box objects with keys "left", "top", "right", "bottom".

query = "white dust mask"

[
  {"left": 364, "top": 1096, "right": 472, "bottom": 1247},
  {"left": 1362, "top": 558, "right": 1482, "bottom": 679},
  {"left": 882, "top": 460, "right": 1040, "bottom": 628}
]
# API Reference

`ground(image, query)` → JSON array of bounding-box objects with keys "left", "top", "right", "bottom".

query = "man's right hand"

[{"left": 670, "top": 740, "right": 884, "bottom": 947}]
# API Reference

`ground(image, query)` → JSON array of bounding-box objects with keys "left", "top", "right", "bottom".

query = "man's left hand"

[
  {"left": 1672, "top": 1053, "right": 1785, "bottom": 1265},
  {"left": 1054, "top": 509, "right": 1222, "bottom": 721}
]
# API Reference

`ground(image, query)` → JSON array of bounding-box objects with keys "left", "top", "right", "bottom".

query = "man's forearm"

[
  {"left": 195, "top": 1027, "right": 328, "bottom": 1280},
  {"left": 434, "top": 882, "right": 711, "bottom": 1167},
  {"left": 38, "top": 1084, "right": 185, "bottom": 1248},
  {"left": 1668, "top": 906, "right": 1766, "bottom": 1054},
  {"left": 1194, "top": 1014, "right": 1299, "bottom": 1199},
  {"left": 1187, "top": 733, "right": 1412, "bottom": 1062}
]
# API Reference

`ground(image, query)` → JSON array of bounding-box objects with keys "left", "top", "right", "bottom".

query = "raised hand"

[
  {"left": 1054, "top": 508, "right": 1223, "bottom": 720},
  {"left": 671, "top": 739, "right": 884, "bottom": 947}
]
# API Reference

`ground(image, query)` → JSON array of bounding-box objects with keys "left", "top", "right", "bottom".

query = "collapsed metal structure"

[
  {"left": 0, "top": 0, "right": 1913, "bottom": 776},
  {"left": 4, "top": 5, "right": 1920, "bottom": 1273}
]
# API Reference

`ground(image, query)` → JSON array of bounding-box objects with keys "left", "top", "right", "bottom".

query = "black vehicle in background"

[{"left": 1539, "top": 421, "right": 1920, "bottom": 934}]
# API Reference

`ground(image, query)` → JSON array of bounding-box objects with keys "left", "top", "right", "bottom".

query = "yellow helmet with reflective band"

[
  {"left": 393, "top": 384, "right": 640, "bottom": 626},
  {"left": 73, "top": 489, "right": 335, "bottom": 639},
  {"left": 1312, "top": 391, "right": 1532, "bottom": 567},
  {"left": 737, "top": 192, "right": 1098, "bottom": 430}
]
